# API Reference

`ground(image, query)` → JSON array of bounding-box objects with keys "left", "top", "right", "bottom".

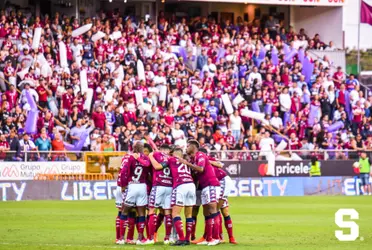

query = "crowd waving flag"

[{"left": 361, "top": 0, "right": 372, "bottom": 26}]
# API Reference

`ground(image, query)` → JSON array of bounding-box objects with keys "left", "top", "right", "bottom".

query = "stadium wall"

[
  {"left": 290, "top": 6, "right": 343, "bottom": 49},
  {"left": 0, "top": 177, "right": 370, "bottom": 201}
]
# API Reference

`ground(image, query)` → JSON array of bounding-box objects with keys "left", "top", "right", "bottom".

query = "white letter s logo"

[{"left": 335, "top": 209, "right": 359, "bottom": 241}]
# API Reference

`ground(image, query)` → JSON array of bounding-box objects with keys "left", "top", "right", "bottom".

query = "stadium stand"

[{"left": 0, "top": 7, "right": 369, "bottom": 165}]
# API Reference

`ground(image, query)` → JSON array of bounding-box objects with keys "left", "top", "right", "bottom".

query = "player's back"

[
  {"left": 194, "top": 151, "right": 220, "bottom": 189},
  {"left": 168, "top": 156, "right": 194, "bottom": 188},
  {"left": 214, "top": 166, "right": 227, "bottom": 181},
  {"left": 152, "top": 151, "right": 172, "bottom": 187},
  {"left": 118, "top": 154, "right": 132, "bottom": 187},
  {"left": 128, "top": 154, "right": 151, "bottom": 184}
]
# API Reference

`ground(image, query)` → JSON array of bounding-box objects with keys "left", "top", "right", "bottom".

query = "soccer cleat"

[
  {"left": 136, "top": 239, "right": 149, "bottom": 245},
  {"left": 197, "top": 240, "right": 209, "bottom": 245},
  {"left": 146, "top": 239, "right": 155, "bottom": 245},
  {"left": 184, "top": 240, "right": 191, "bottom": 245},
  {"left": 169, "top": 237, "right": 176, "bottom": 244},
  {"left": 164, "top": 240, "right": 170, "bottom": 245},
  {"left": 154, "top": 232, "right": 158, "bottom": 243},
  {"left": 207, "top": 239, "right": 221, "bottom": 246},
  {"left": 192, "top": 236, "right": 205, "bottom": 244},
  {"left": 229, "top": 237, "right": 237, "bottom": 244},
  {"left": 125, "top": 239, "right": 136, "bottom": 245},
  {"left": 171, "top": 240, "right": 186, "bottom": 246},
  {"left": 115, "top": 239, "right": 125, "bottom": 245}
]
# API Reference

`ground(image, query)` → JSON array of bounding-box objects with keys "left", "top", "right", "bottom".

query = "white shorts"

[
  {"left": 219, "top": 176, "right": 232, "bottom": 201},
  {"left": 148, "top": 186, "right": 173, "bottom": 210},
  {"left": 201, "top": 186, "right": 221, "bottom": 206},
  {"left": 124, "top": 183, "right": 148, "bottom": 207},
  {"left": 115, "top": 186, "right": 127, "bottom": 209},
  {"left": 171, "top": 183, "right": 196, "bottom": 207},
  {"left": 195, "top": 190, "right": 202, "bottom": 207}
]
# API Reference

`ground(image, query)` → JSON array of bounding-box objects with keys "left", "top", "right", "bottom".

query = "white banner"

[
  {"left": 182, "top": 0, "right": 347, "bottom": 6},
  {"left": 0, "top": 162, "right": 86, "bottom": 181}
]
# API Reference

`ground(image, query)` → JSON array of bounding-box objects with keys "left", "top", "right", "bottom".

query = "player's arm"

[
  {"left": 210, "top": 160, "right": 224, "bottom": 168},
  {"left": 133, "top": 153, "right": 151, "bottom": 167},
  {"left": 148, "top": 152, "right": 164, "bottom": 170},
  {"left": 177, "top": 157, "right": 204, "bottom": 173}
]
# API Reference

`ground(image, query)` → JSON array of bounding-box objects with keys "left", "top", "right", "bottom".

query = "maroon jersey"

[
  {"left": 193, "top": 152, "right": 220, "bottom": 189},
  {"left": 152, "top": 152, "right": 172, "bottom": 187},
  {"left": 118, "top": 154, "right": 131, "bottom": 187},
  {"left": 168, "top": 157, "right": 194, "bottom": 188},
  {"left": 208, "top": 156, "right": 227, "bottom": 181},
  {"left": 125, "top": 154, "right": 151, "bottom": 184},
  {"left": 214, "top": 167, "right": 227, "bottom": 181}
]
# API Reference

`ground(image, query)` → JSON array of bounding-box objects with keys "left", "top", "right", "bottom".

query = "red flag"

[{"left": 361, "top": 0, "right": 372, "bottom": 26}]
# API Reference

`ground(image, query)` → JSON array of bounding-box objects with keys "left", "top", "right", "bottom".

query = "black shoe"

[
  {"left": 184, "top": 240, "right": 190, "bottom": 245},
  {"left": 171, "top": 240, "right": 186, "bottom": 246}
]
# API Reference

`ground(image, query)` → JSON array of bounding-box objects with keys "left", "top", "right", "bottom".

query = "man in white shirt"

[
  {"left": 247, "top": 66, "right": 262, "bottom": 85},
  {"left": 270, "top": 111, "right": 283, "bottom": 131},
  {"left": 229, "top": 110, "right": 244, "bottom": 142},
  {"left": 279, "top": 87, "right": 291, "bottom": 113},
  {"left": 70, "top": 38, "right": 83, "bottom": 67},
  {"left": 172, "top": 122, "right": 187, "bottom": 149},
  {"left": 259, "top": 131, "right": 275, "bottom": 176}
]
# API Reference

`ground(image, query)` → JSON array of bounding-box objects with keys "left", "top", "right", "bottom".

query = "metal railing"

[{"left": 0, "top": 149, "right": 366, "bottom": 162}]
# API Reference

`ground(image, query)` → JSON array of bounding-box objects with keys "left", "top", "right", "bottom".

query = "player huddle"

[{"left": 114, "top": 140, "right": 237, "bottom": 246}]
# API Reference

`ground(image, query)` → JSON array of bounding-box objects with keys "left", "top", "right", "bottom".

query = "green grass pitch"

[{"left": 0, "top": 196, "right": 371, "bottom": 250}]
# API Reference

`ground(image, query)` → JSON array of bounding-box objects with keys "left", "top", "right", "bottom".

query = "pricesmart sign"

[
  {"left": 1, "top": 177, "right": 371, "bottom": 201},
  {"left": 0, "top": 162, "right": 86, "bottom": 180}
]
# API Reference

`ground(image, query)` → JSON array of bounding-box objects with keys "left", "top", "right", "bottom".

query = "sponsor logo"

[
  {"left": 275, "top": 162, "right": 309, "bottom": 176},
  {"left": 61, "top": 181, "right": 117, "bottom": 201},
  {"left": 1, "top": 165, "right": 20, "bottom": 178},
  {"left": 0, "top": 182, "right": 26, "bottom": 201},
  {"left": 225, "top": 163, "right": 240, "bottom": 176},
  {"left": 335, "top": 209, "right": 359, "bottom": 241},
  {"left": 258, "top": 164, "right": 269, "bottom": 176}
]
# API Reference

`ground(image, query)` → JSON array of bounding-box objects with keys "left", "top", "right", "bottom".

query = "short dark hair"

[
  {"left": 188, "top": 139, "right": 200, "bottom": 149},
  {"left": 144, "top": 143, "right": 153, "bottom": 153}
]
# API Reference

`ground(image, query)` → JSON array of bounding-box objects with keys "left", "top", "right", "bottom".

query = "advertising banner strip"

[
  {"left": 222, "top": 160, "right": 356, "bottom": 178},
  {"left": 177, "top": 0, "right": 348, "bottom": 7},
  {"left": 0, "top": 162, "right": 86, "bottom": 181},
  {"left": 1, "top": 176, "right": 370, "bottom": 201}
]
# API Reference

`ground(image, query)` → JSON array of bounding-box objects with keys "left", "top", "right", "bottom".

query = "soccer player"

[
  {"left": 119, "top": 142, "right": 152, "bottom": 245},
  {"left": 168, "top": 147, "right": 196, "bottom": 246},
  {"left": 147, "top": 144, "right": 173, "bottom": 244},
  {"left": 201, "top": 149, "right": 237, "bottom": 244},
  {"left": 191, "top": 148, "right": 237, "bottom": 244},
  {"left": 186, "top": 140, "right": 222, "bottom": 246},
  {"left": 115, "top": 154, "right": 130, "bottom": 244}
]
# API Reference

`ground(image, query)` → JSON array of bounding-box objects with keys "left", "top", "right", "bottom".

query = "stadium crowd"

[{"left": 0, "top": 7, "right": 368, "bottom": 162}]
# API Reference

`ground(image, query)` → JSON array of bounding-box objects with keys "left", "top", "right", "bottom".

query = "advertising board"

[
  {"left": 223, "top": 160, "right": 356, "bottom": 177},
  {"left": 0, "top": 162, "right": 86, "bottom": 180},
  {"left": 1, "top": 176, "right": 370, "bottom": 201}
]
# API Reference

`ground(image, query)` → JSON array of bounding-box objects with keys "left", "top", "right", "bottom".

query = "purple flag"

[
  {"left": 345, "top": 91, "right": 353, "bottom": 120},
  {"left": 284, "top": 48, "right": 297, "bottom": 64},
  {"left": 25, "top": 91, "right": 37, "bottom": 110},
  {"left": 283, "top": 43, "right": 290, "bottom": 55},
  {"left": 361, "top": 1, "right": 372, "bottom": 26},
  {"left": 216, "top": 48, "right": 226, "bottom": 62},
  {"left": 25, "top": 110, "right": 39, "bottom": 134},
  {"left": 271, "top": 48, "right": 279, "bottom": 66},
  {"left": 327, "top": 121, "right": 344, "bottom": 132},
  {"left": 259, "top": 47, "right": 266, "bottom": 59},
  {"left": 308, "top": 105, "right": 320, "bottom": 127},
  {"left": 264, "top": 104, "right": 272, "bottom": 116},
  {"left": 63, "top": 132, "right": 89, "bottom": 151},
  {"left": 298, "top": 49, "right": 305, "bottom": 64},
  {"left": 302, "top": 57, "right": 314, "bottom": 83},
  {"left": 178, "top": 47, "right": 187, "bottom": 62}
]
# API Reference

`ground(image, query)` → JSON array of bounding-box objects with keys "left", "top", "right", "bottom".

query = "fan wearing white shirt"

[
  {"left": 279, "top": 87, "right": 291, "bottom": 113},
  {"left": 229, "top": 110, "right": 244, "bottom": 142},
  {"left": 270, "top": 111, "right": 283, "bottom": 131},
  {"left": 247, "top": 66, "right": 262, "bottom": 85},
  {"left": 172, "top": 122, "right": 187, "bottom": 149},
  {"left": 259, "top": 131, "right": 275, "bottom": 176}
]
